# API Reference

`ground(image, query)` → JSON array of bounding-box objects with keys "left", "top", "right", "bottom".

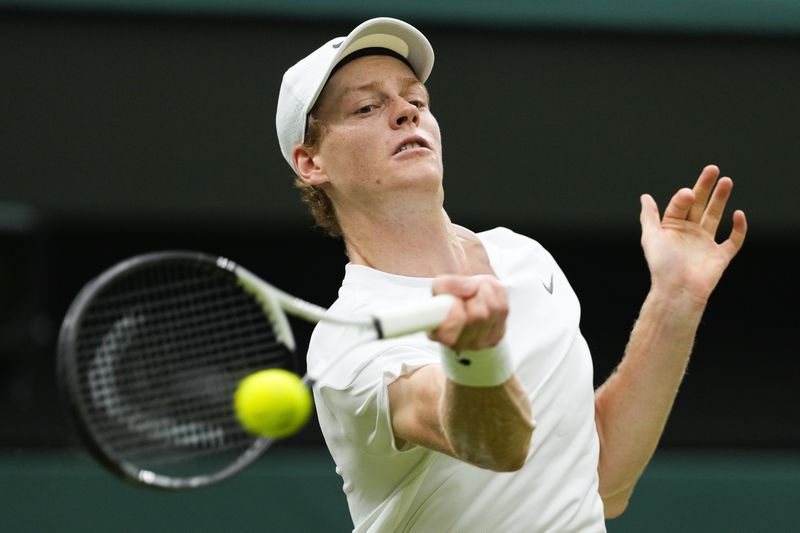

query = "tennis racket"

[{"left": 57, "top": 251, "right": 453, "bottom": 490}]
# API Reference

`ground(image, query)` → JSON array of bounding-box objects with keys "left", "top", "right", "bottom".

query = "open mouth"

[{"left": 394, "top": 137, "right": 431, "bottom": 155}]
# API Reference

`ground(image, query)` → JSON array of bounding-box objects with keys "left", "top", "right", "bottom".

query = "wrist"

[
  {"left": 643, "top": 284, "right": 708, "bottom": 327},
  {"left": 440, "top": 339, "right": 514, "bottom": 387},
  {"left": 648, "top": 281, "right": 710, "bottom": 311}
]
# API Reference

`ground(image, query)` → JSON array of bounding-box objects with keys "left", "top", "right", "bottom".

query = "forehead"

[{"left": 316, "top": 55, "right": 424, "bottom": 108}]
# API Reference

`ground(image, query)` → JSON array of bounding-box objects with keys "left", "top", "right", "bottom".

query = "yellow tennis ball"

[{"left": 234, "top": 369, "right": 312, "bottom": 438}]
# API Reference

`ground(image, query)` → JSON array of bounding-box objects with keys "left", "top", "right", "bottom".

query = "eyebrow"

[{"left": 339, "top": 77, "right": 429, "bottom": 100}]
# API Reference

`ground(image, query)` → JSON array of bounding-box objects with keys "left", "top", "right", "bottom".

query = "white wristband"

[{"left": 439, "top": 340, "right": 514, "bottom": 387}]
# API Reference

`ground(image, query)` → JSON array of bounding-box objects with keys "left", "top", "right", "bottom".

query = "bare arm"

[
  {"left": 595, "top": 288, "right": 704, "bottom": 517},
  {"left": 595, "top": 165, "right": 748, "bottom": 517},
  {"left": 388, "top": 275, "right": 535, "bottom": 471}
]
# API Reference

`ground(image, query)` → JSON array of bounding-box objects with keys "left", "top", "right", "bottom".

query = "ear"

[{"left": 293, "top": 144, "right": 329, "bottom": 186}]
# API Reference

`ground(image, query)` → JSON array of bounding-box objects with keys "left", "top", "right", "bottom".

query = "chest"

[{"left": 499, "top": 252, "right": 584, "bottom": 392}]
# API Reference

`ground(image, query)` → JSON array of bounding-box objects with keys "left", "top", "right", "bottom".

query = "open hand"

[{"left": 639, "top": 164, "right": 748, "bottom": 303}]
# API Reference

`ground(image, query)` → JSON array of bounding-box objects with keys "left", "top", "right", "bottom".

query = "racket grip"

[{"left": 375, "top": 294, "right": 455, "bottom": 339}]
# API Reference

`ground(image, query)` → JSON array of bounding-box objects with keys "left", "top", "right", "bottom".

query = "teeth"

[{"left": 398, "top": 141, "right": 422, "bottom": 153}]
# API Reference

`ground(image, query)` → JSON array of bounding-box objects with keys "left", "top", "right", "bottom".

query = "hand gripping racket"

[{"left": 57, "top": 251, "right": 453, "bottom": 489}]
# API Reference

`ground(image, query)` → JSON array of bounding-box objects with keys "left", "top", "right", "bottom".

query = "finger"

[
  {"left": 453, "top": 279, "right": 508, "bottom": 351},
  {"left": 472, "top": 276, "right": 508, "bottom": 311},
  {"left": 719, "top": 209, "right": 748, "bottom": 259},
  {"left": 427, "top": 299, "right": 467, "bottom": 347},
  {"left": 700, "top": 177, "right": 733, "bottom": 235},
  {"left": 431, "top": 275, "right": 478, "bottom": 298},
  {"left": 687, "top": 164, "right": 721, "bottom": 222},
  {"left": 454, "top": 282, "right": 496, "bottom": 348},
  {"left": 639, "top": 194, "right": 661, "bottom": 235},
  {"left": 662, "top": 187, "right": 695, "bottom": 221},
  {"left": 483, "top": 316, "right": 508, "bottom": 348},
  {"left": 472, "top": 280, "right": 509, "bottom": 348}
]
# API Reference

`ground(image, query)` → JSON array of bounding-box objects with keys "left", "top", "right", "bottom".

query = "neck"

[{"left": 339, "top": 204, "right": 492, "bottom": 278}]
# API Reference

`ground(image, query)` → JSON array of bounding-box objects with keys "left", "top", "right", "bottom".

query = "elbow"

[
  {"left": 488, "top": 416, "right": 535, "bottom": 472},
  {"left": 602, "top": 489, "right": 632, "bottom": 519},
  {"left": 603, "top": 498, "right": 629, "bottom": 519},
  {"left": 461, "top": 445, "right": 529, "bottom": 473},
  {"left": 491, "top": 448, "right": 529, "bottom": 472},
  {"left": 494, "top": 429, "right": 533, "bottom": 472}
]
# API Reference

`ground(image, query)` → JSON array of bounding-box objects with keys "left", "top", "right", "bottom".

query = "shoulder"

[
  {"left": 479, "top": 226, "right": 546, "bottom": 251},
  {"left": 306, "top": 266, "right": 438, "bottom": 388},
  {"left": 477, "top": 226, "right": 558, "bottom": 267}
]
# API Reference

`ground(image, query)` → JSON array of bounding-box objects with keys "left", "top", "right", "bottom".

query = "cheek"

[
  {"left": 319, "top": 128, "right": 383, "bottom": 182},
  {"left": 425, "top": 116, "right": 443, "bottom": 154},
  {"left": 335, "top": 128, "right": 386, "bottom": 162},
  {"left": 326, "top": 126, "right": 375, "bottom": 160}
]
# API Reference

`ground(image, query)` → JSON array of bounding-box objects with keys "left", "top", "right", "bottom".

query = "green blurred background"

[{"left": 1, "top": 1, "right": 798, "bottom": 531}]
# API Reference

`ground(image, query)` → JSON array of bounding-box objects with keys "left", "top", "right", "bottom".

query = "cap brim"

[{"left": 303, "top": 17, "right": 435, "bottom": 117}]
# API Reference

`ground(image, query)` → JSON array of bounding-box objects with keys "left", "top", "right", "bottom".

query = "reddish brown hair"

[{"left": 293, "top": 114, "right": 342, "bottom": 238}]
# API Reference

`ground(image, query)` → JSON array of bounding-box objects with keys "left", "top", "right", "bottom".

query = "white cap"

[{"left": 275, "top": 17, "right": 435, "bottom": 170}]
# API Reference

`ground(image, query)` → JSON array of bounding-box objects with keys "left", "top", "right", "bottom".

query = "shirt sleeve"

[{"left": 316, "top": 340, "right": 440, "bottom": 456}]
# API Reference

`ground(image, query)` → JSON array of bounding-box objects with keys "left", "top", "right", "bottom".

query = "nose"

[{"left": 391, "top": 98, "right": 420, "bottom": 129}]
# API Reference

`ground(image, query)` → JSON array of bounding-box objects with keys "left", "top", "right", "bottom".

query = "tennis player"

[{"left": 275, "top": 17, "right": 747, "bottom": 532}]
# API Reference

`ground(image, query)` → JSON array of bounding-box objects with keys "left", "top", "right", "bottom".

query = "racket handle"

[{"left": 375, "top": 294, "right": 455, "bottom": 339}]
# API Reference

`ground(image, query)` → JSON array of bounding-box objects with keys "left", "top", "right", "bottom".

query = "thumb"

[
  {"left": 639, "top": 194, "right": 660, "bottom": 235},
  {"left": 432, "top": 275, "right": 478, "bottom": 298}
]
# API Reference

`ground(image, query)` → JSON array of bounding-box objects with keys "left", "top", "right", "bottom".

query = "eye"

[
  {"left": 356, "top": 104, "right": 375, "bottom": 114},
  {"left": 409, "top": 100, "right": 426, "bottom": 109}
]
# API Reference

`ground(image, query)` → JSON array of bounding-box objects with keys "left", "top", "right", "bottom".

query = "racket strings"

[
  {"left": 72, "top": 259, "right": 294, "bottom": 475},
  {"left": 77, "top": 322, "right": 281, "bottom": 387},
  {"left": 82, "top": 338, "right": 285, "bottom": 430},
  {"left": 81, "top": 265, "right": 238, "bottom": 307},
  {"left": 75, "top": 283, "right": 262, "bottom": 336},
  {"left": 125, "top": 433, "right": 270, "bottom": 468},
  {"left": 100, "top": 412, "right": 265, "bottom": 462},
  {"left": 80, "top": 342, "right": 290, "bottom": 434}
]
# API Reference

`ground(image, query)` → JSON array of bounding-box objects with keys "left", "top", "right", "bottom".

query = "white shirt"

[{"left": 307, "top": 227, "right": 606, "bottom": 532}]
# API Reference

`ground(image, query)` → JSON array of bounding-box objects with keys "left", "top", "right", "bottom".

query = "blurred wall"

[
  {"left": 1, "top": 9, "right": 798, "bottom": 450},
  {"left": 2, "top": 11, "right": 800, "bottom": 231},
  {"left": 2, "top": 448, "right": 798, "bottom": 533}
]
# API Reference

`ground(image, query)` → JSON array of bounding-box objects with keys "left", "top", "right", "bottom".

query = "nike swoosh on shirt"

[{"left": 542, "top": 273, "right": 554, "bottom": 294}]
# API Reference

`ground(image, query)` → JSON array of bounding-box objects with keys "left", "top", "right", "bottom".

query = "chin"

[
  {"left": 395, "top": 166, "right": 443, "bottom": 191},
  {"left": 395, "top": 155, "right": 442, "bottom": 177}
]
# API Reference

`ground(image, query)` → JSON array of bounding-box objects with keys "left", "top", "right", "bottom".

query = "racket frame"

[
  {"left": 58, "top": 250, "right": 453, "bottom": 489},
  {"left": 58, "top": 252, "right": 288, "bottom": 489}
]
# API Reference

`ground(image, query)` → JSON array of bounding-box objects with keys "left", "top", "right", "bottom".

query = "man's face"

[{"left": 308, "top": 54, "right": 444, "bottom": 209}]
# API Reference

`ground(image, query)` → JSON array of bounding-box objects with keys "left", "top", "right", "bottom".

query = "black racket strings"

[{"left": 71, "top": 260, "right": 294, "bottom": 472}]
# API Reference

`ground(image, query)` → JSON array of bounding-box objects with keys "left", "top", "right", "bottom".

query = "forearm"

[
  {"left": 595, "top": 167, "right": 746, "bottom": 516},
  {"left": 389, "top": 365, "right": 534, "bottom": 471},
  {"left": 442, "top": 374, "right": 534, "bottom": 471},
  {"left": 595, "top": 286, "right": 706, "bottom": 508},
  {"left": 399, "top": 274, "right": 534, "bottom": 471}
]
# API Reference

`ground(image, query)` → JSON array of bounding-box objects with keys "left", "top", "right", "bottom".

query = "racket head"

[{"left": 57, "top": 251, "right": 299, "bottom": 489}]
